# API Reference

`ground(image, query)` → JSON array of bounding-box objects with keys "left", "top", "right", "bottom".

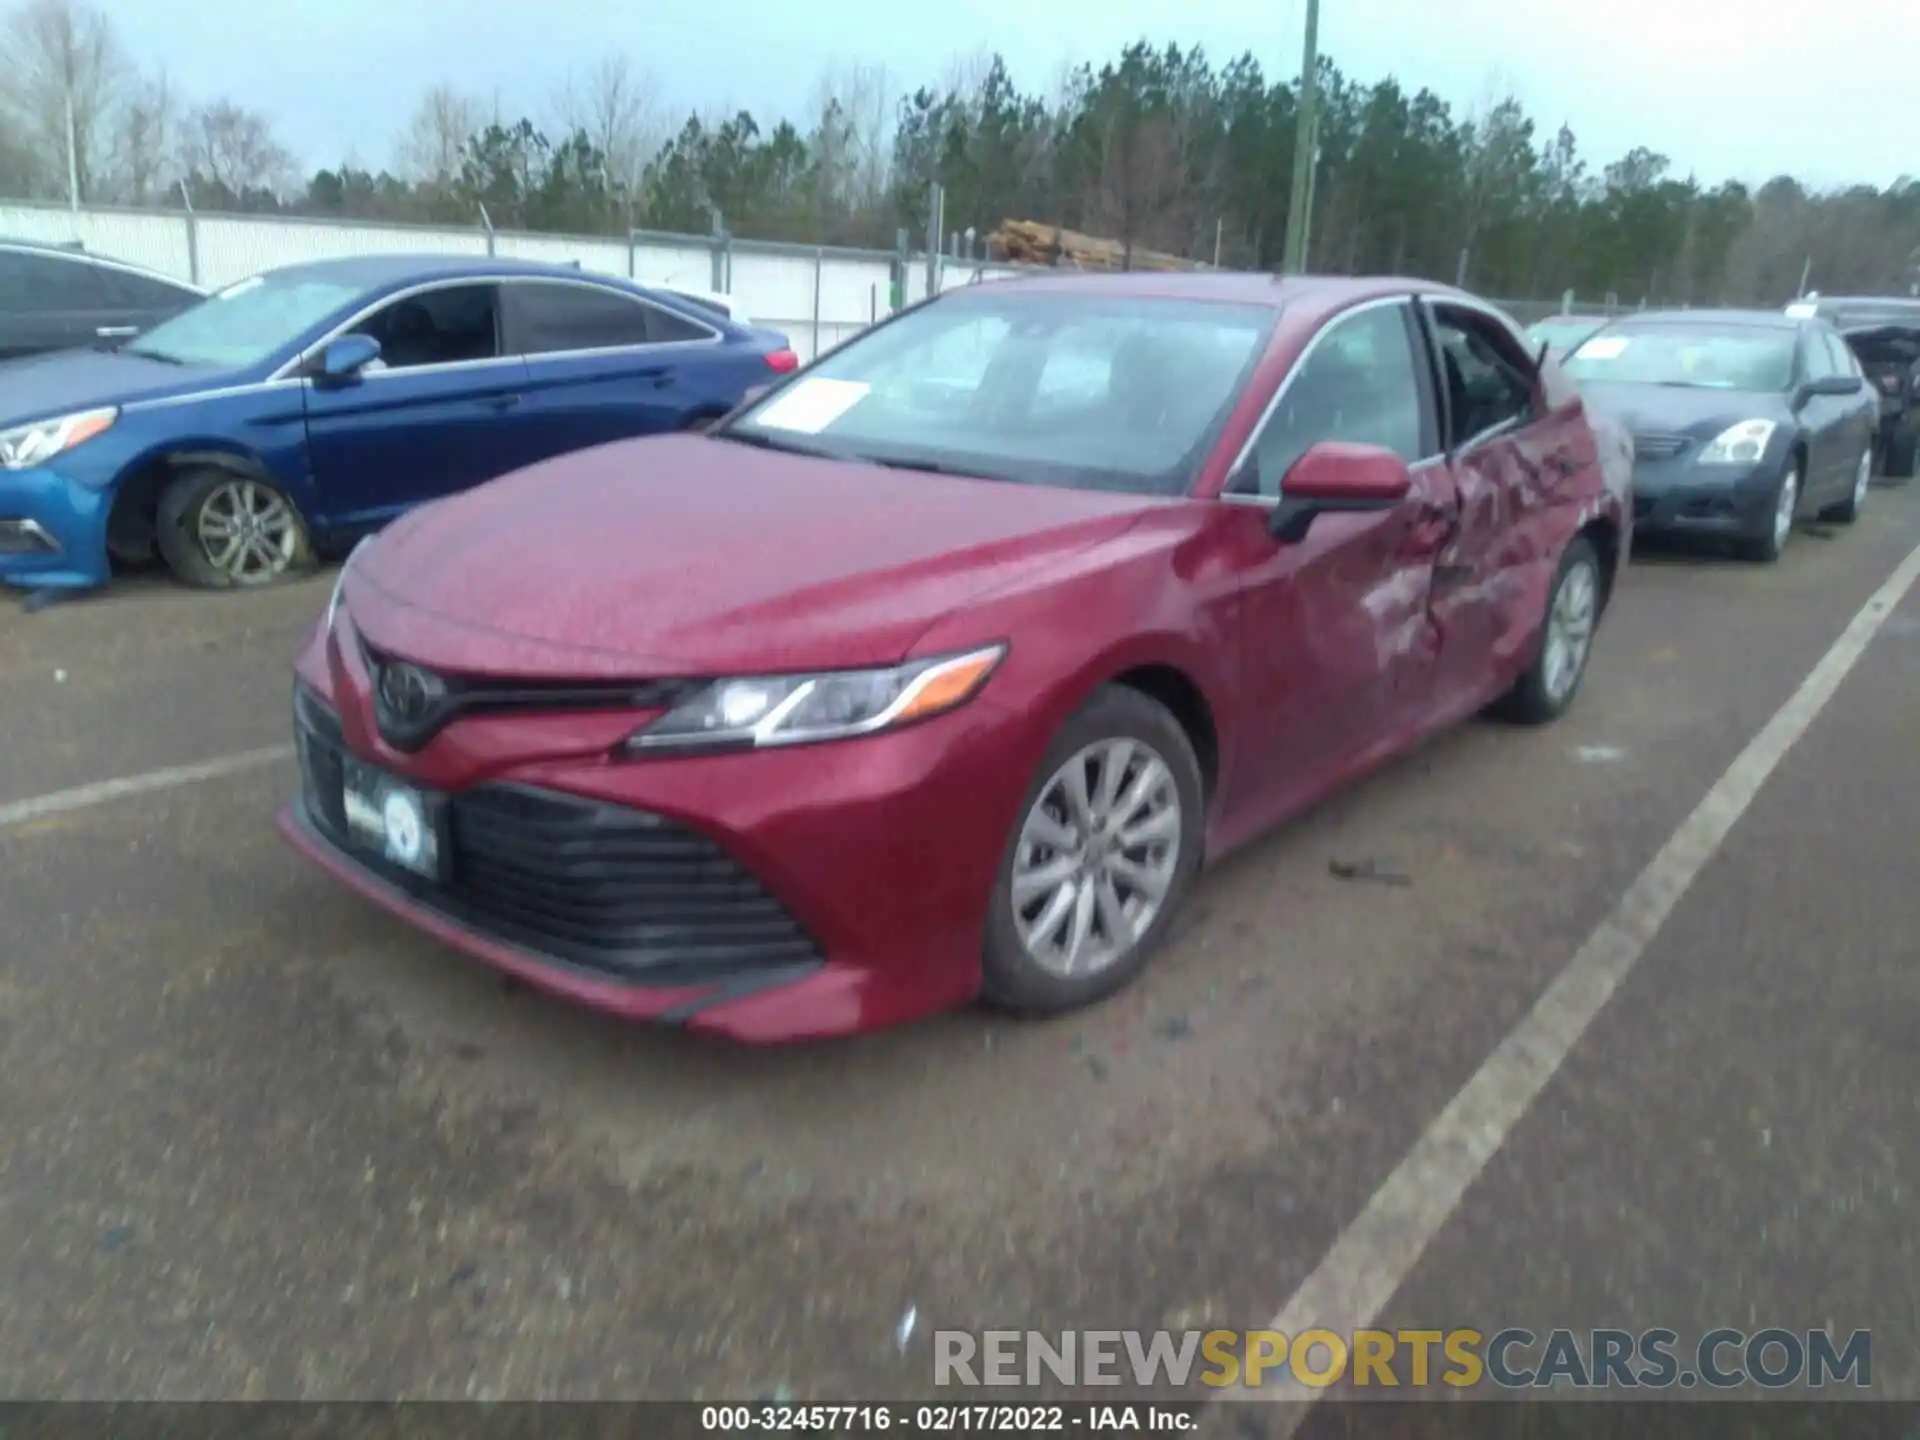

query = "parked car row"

[{"left": 5, "top": 251, "right": 1899, "bottom": 1042}]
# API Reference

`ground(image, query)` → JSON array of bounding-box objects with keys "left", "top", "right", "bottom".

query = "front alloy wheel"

[
  {"left": 1011, "top": 738, "right": 1182, "bottom": 978},
  {"left": 982, "top": 686, "right": 1204, "bottom": 1016},
  {"left": 156, "top": 468, "right": 313, "bottom": 590},
  {"left": 1740, "top": 462, "right": 1799, "bottom": 563}
]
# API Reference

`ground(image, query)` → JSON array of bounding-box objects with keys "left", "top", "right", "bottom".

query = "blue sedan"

[{"left": 0, "top": 255, "right": 797, "bottom": 591}]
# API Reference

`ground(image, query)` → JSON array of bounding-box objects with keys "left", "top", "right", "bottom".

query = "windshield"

[
  {"left": 721, "top": 290, "right": 1276, "bottom": 496},
  {"left": 1562, "top": 325, "right": 1796, "bottom": 391},
  {"left": 126, "top": 273, "right": 365, "bottom": 368}
]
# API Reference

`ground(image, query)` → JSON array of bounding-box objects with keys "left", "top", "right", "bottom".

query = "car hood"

[
  {"left": 346, "top": 435, "right": 1159, "bottom": 679},
  {"left": 0, "top": 347, "right": 245, "bottom": 428},
  {"left": 1574, "top": 381, "right": 1792, "bottom": 439}
]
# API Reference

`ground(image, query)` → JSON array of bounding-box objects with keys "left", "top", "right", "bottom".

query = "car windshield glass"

[
  {"left": 1562, "top": 325, "right": 1796, "bottom": 391},
  {"left": 721, "top": 290, "right": 1275, "bottom": 496},
  {"left": 125, "top": 273, "right": 364, "bottom": 368},
  {"left": 1531, "top": 319, "right": 1599, "bottom": 344}
]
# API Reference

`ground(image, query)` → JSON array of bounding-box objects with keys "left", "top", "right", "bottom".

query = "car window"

[
  {"left": 0, "top": 250, "right": 101, "bottom": 312},
  {"left": 1245, "top": 301, "right": 1426, "bottom": 497},
  {"left": 126, "top": 273, "right": 366, "bottom": 368},
  {"left": 1821, "top": 331, "right": 1858, "bottom": 379},
  {"left": 506, "top": 281, "right": 704, "bottom": 355},
  {"left": 349, "top": 284, "right": 500, "bottom": 369},
  {"left": 726, "top": 292, "right": 1274, "bottom": 498},
  {"left": 1429, "top": 306, "right": 1536, "bottom": 444},
  {"left": 95, "top": 265, "right": 198, "bottom": 310},
  {"left": 1799, "top": 332, "right": 1833, "bottom": 381}
]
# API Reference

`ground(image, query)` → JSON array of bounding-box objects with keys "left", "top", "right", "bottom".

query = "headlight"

[
  {"left": 624, "top": 644, "right": 1006, "bottom": 754},
  {"left": 323, "top": 536, "right": 373, "bottom": 633},
  {"left": 0, "top": 407, "right": 118, "bottom": 470},
  {"left": 1697, "top": 419, "right": 1777, "bottom": 465}
]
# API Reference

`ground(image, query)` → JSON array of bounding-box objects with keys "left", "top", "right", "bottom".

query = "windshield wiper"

[
  {"left": 711, "top": 429, "right": 839, "bottom": 460},
  {"left": 121, "top": 347, "right": 187, "bottom": 365}
]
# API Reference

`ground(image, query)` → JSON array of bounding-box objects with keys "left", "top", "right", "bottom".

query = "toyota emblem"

[{"left": 378, "top": 662, "right": 444, "bottom": 724}]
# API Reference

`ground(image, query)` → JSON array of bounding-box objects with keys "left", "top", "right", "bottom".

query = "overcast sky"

[{"left": 100, "top": 0, "right": 1911, "bottom": 192}]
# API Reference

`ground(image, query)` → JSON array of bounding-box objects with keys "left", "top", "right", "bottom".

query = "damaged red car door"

[
  {"left": 1218, "top": 294, "right": 1461, "bottom": 830},
  {"left": 1420, "top": 298, "right": 1603, "bottom": 713}
]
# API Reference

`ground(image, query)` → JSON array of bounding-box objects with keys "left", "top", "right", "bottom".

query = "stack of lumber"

[{"left": 989, "top": 219, "right": 1204, "bottom": 272}]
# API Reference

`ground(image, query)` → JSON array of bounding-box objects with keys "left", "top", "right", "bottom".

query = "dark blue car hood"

[
  {"left": 1575, "top": 381, "right": 1792, "bottom": 438},
  {"left": 0, "top": 348, "right": 252, "bottom": 428}
]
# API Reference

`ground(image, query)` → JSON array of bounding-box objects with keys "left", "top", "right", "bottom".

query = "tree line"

[{"left": 4, "top": 0, "right": 1917, "bottom": 304}]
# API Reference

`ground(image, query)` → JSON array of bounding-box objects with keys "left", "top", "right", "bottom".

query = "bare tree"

[
  {"left": 395, "top": 83, "right": 486, "bottom": 185},
  {"left": 2, "top": 0, "right": 126, "bottom": 202},
  {"left": 551, "top": 55, "right": 666, "bottom": 201},
  {"left": 107, "top": 68, "right": 173, "bottom": 204},
  {"left": 178, "top": 98, "right": 295, "bottom": 200}
]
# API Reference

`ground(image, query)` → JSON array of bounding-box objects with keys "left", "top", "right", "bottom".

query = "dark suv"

[
  {"left": 1788, "top": 295, "right": 1920, "bottom": 477},
  {"left": 0, "top": 239, "right": 204, "bottom": 362}
]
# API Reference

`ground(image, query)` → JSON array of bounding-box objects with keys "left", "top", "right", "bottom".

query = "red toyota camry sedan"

[{"left": 279, "top": 273, "right": 1632, "bottom": 1043}]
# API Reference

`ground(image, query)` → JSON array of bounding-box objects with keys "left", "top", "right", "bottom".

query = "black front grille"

[
  {"left": 444, "top": 786, "right": 822, "bottom": 982},
  {"left": 293, "top": 691, "right": 821, "bottom": 986},
  {"left": 1632, "top": 431, "right": 1689, "bottom": 459}
]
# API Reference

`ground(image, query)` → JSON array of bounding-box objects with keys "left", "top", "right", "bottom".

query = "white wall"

[{"left": 0, "top": 200, "right": 1038, "bottom": 363}]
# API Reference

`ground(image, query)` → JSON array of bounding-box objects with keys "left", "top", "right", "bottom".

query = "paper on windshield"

[
  {"left": 1575, "top": 336, "right": 1630, "bottom": 360},
  {"left": 753, "top": 377, "right": 871, "bottom": 434}
]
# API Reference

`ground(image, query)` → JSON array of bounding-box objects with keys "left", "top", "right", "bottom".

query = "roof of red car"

[{"left": 978, "top": 270, "right": 1468, "bottom": 316}]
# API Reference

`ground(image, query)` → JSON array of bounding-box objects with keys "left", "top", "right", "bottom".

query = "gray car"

[
  {"left": 0, "top": 239, "right": 204, "bottom": 362},
  {"left": 1562, "top": 308, "right": 1879, "bottom": 562}
]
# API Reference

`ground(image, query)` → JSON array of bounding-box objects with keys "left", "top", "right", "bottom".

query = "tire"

[
  {"left": 1820, "top": 444, "right": 1873, "bottom": 524},
  {"left": 1736, "top": 458, "right": 1800, "bottom": 563},
  {"left": 155, "top": 468, "right": 314, "bottom": 590},
  {"left": 1490, "top": 534, "right": 1602, "bottom": 727},
  {"left": 1887, "top": 422, "right": 1920, "bottom": 481},
  {"left": 980, "top": 686, "right": 1205, "bottom": 1017}
]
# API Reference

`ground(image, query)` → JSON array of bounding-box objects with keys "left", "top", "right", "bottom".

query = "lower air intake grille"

[{"left": 444, "top": 786, "right": 822, "bottom": 984}]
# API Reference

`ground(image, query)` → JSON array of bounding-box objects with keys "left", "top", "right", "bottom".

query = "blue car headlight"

[
  {"left": 1696, "top": 419, "right": 1776, "bottom": 466},
  {"left": 622, "top": 644, "right": 1006, "bottom": 755},
  {"left": 0, "top": 407, "right": 119, "bottom": 470}
]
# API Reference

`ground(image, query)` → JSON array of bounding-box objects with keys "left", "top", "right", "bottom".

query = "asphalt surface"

[{"left": 1, "top": 482, "right": 1917, "bottom": 1414}]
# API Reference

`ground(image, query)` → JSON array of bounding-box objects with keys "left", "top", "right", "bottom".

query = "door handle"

[
  {"left": 482, "top": 393, "right": 522, "bottom": 411},
  {"left": 651, "top": 373, "right": 677, "bottom": 389},
  {"left": 96, "top": 325, "right": 139, "bottom": 338}
]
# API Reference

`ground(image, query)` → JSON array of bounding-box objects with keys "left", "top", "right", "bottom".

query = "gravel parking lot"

[{"left": 2, "top": 484, "right": 1917, "bottom": 1406}]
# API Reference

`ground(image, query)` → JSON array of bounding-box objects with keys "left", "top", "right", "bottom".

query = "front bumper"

[
  {"left": 1628, "top": 454, "right": 1785, "bottom": 539},
  {"left": 0, "top": 460, "right": 112, "bottom": 589},
  {"left": 277, "top": 626, "right": 1033, "bottom": 1043}
]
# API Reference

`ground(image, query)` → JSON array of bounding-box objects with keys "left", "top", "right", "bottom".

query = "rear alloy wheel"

[
  {"left": 1820, "top": 446, "right": 1872, "bottom": 524},
  {"left": 981, "top": 686, "right": 1204, "bottom": 1017},
  {"left": 1737, "top": 460, "right": 1799, "bottom": 563},
  {"left": 156, "top": 469, "right": 313, "bottom": 590},
  {"left": 1887, "top": 422, "right": 1920, "bottom": 481},
  {"left": 1491, "top": 534, "right": 1601, "bottom": 726}
]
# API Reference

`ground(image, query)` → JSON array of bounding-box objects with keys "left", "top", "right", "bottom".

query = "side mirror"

[
  {"left": 312, "top": 334, "right": 382, "bottom": 385},
  {"left": 1267, "top": 442, "right": 1414, "bottom": 543}
]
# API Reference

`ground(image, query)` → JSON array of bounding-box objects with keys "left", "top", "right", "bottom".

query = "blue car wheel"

[{"left": 155, "top": 469, "right": 315, "bottom": 589}]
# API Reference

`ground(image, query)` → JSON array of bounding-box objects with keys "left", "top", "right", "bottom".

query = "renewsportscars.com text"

[{"left": 934, "top": 1327, "right": 1872, "bottom": 1390}]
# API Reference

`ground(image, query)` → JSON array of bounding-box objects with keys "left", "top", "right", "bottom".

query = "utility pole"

[
  {"left": 1280, "top": 0, "right": 1320, "bottom": 274},
  {"left": 65, "top": 92, "right": 81, "bottom": 212}
]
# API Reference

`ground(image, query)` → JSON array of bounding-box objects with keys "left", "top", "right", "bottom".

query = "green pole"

[{"left": 1281, "top": 0, "right": 1320, "bottom": 274}]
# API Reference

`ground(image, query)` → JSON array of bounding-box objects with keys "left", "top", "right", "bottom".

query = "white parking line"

[
  {"left": 0, "top": 745, "right": 294, "bottom": 830},
  {"left": 1233, "top": 535, "right": 1920, "bottom": 1423}
]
